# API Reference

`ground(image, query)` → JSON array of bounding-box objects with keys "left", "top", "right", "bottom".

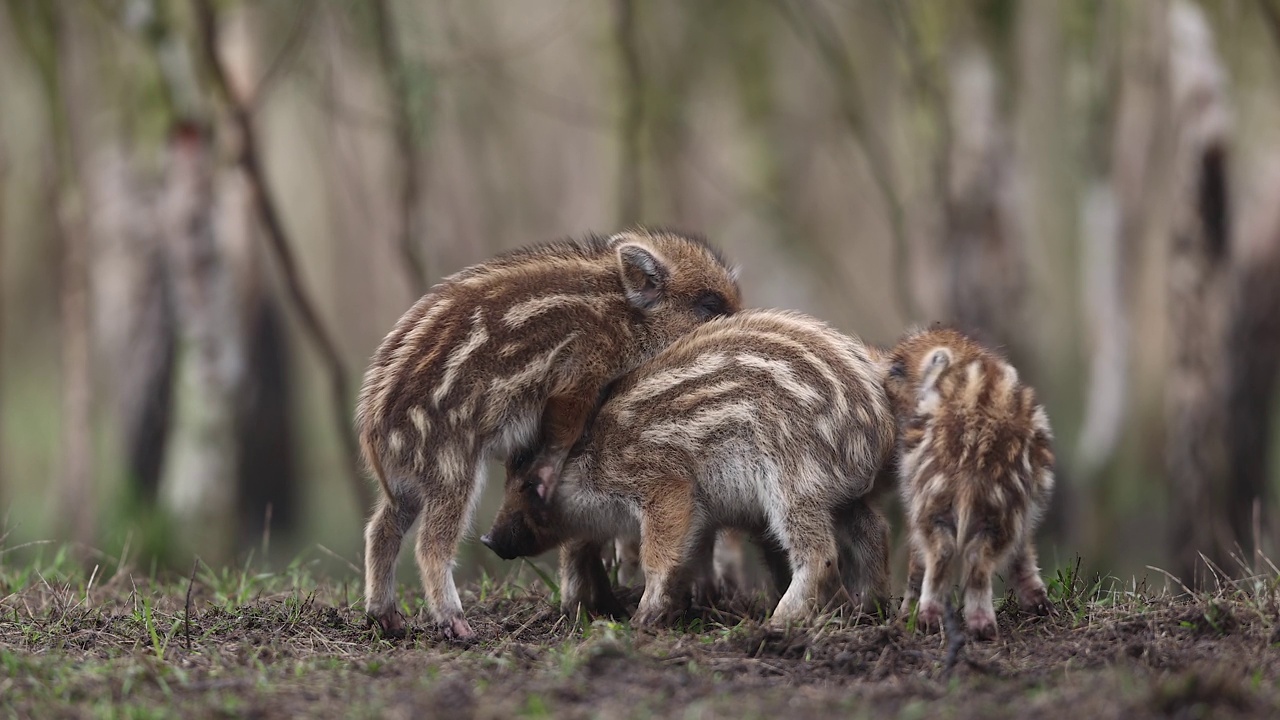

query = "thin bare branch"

[
  {"left": 371, "top": 0, "right": 428, "bottom": 296},
  {"left": 466, "top": 60, "right": 613, "bottom": 130},
  {"left": 193, "top": 0, "right": 372, "bottom": 512},
  {"left": 184, "top": 557, "right": 197, "bottom": 650},
  {"left": 248, "top": 0, "right": 318, "bottom": 109},
  {"left": 940, "top": 596, "right": 966, "bottom": 679},
  {"left": 776, "top": 0, "right": 919, "bottom": 323},
  {"left": 297, "top": 67, "right": 396, "bottom": 131}
]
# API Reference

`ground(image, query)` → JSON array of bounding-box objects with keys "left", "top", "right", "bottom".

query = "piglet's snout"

[
  {"left": 479, "top": 532, "right": 512, "bottom": 559},
  {"left": 479, "top": 526, "right": 522, "bottom": 560}
]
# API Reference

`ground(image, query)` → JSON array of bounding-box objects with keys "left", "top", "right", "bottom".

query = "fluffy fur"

[
  {"left": 884, "top": 326, "right": 1055, "bottom": 639},
  {"left": 357, "top": 228, "right": 741, "bottom": 638},
  {"left": 482, "top": 309, "right": 895, "bottom": 627}
]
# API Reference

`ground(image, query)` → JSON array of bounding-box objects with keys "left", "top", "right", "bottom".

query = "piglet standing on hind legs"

[
  {"left": 357, "top": 229, "right": 741, "bottom": 639},
  {"left": 884, "top": 327, "right": 1056, "bottom": 640}
]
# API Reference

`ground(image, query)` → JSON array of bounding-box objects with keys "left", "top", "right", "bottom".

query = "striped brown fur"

[
  {"left": 482, "top": 309, "right": 896, "bottom": 628},
  {"left": 358, "top": 228, "right": 740, "bottom": 639},
  {"left": 884, "top": 326, "right": 1055, "bottom": 639}
]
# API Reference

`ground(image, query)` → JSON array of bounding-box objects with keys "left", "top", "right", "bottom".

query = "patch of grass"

[
  {"left": 2, "top": 546, "right": 1280, "bottom": 718},
  {"left": 521, "top": 558, "right": 560, "bottom": 606}
]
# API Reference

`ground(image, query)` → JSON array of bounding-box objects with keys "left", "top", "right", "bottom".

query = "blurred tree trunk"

[
  {"left": 159, "top": 124, "right": 242, "bottom": 564},
  {"left": 71, "top": 1, "right": 300, "bottom": 562},
  {"left": 52, "top": 2, "right": 95, "bottom": 552},
  {"left": 158, "top": 4, "right": 309, "bottom": 560},
  {"left": 1074, "top": 184, "right": 1123, "bottom": 547},
  {"left": 646, "top": 3, "right": 706, "bottom": 227},
  {"left": 0, "top": 150, "right": 6, "bottom": 511},
  {"left": 88, "top": 2, "right": 182, "bottom": 523},
  {"left": 86, "top": 144, "right": 176, "bottom": 508},
  {"left": 942, "top": 41, "right": 1026, "bottom": 357},
  {"left": 1073, "top": 0, "right": 1170, "bottom": 556},
  {"left": 1223, "top": 177, "right": 1280, "bottom": 565},
  {"left": 55, "top": 189, "right": 93, "bottom": 551},
  {"left": 1165, "top": 0, "right": 1235, "bottom": 586},
  {"left": 215, "top": 5, "right": 300, "bottom": 555},
  {"left": 1222, "top": 0, "right": 1280, "bottom": 571},
  {"left": 1225, "top": 252, "right": 1280, "bottom": 569},
  {"left": 235, "top": 283, "right": 297, "bottom": 549},
  {"left": 614, "top": 0, "right": 644, "bottom": 226},
  {"left": 118, "top": 260, "right": 176, "bottom": 506},
  {"left": 198, "top": 0, "right": 372, "bottom": 514},
  {"left": 125, "top": 0, "right": 242, "bottom": 562}
]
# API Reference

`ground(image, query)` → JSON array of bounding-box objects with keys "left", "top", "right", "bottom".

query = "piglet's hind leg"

[
  {"left": 632, "top": 487, "right": 697, "bottom": 629},
  {"left": 1012, "top": 539, "right": 1054, "bottom": 616},
  {"left": 364, "top": 486, "right": 422, "bottom": 638},
  {"left": 770, "top": 510, "right": 841, "bottom": 626},
  {"left": 413, "top": 460, "right": 481, "bottom": 640}
]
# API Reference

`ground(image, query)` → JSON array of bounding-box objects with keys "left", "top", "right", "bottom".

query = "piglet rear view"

[{"left": 885, "top": 327, "right": 1056, "bottom": 639}]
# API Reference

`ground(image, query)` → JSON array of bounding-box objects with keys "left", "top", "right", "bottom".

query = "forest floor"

[{"left": 2, "top": 549, "right": 1279, "bottom": 720}]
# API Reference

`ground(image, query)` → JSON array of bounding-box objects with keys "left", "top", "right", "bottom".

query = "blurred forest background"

[{"left": 2, "top": 0, "right": 1280, "bottom": 591}]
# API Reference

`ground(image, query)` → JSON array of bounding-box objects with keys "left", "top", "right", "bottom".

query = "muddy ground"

[{"left": 2, "top": 556, "right": 1279, "bottom": 719}]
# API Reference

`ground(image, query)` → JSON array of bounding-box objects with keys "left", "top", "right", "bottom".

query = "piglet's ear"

[
  {"left": 920, "top": 347, "right": 953, "bottom": 390},
  {"left": 535, "top": 465, "right": 558, "bottom": 502},
  {"left": 617, "top": 243, "right": 670, "bottom": 311}
]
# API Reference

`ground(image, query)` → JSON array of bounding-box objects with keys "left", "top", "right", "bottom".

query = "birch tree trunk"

[
  {"left": 1165, "top": 0, "right": 1235, "bottom": 586},
  {"left": 1073, "top": 0, "right": 1171, "bottom": 555},
  {"left": 158, "top": 125, "right": 243, "bottom": 563},
  {"left": 87, "top": 147, "right": 176, "bottom": 505}
]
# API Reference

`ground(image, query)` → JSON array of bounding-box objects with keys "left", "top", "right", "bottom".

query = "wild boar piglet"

[
  {"left": 885, "top": 327, "right": 1055, "bottom": 639},
  {"left": 482, "top": 309, "right": 896, "bottom": 628},
  {"left": 357, "top": 229, "right": 740, "bottom": 639}
]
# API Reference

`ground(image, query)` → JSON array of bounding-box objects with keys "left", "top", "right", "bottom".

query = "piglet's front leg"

[
  {"left": 525, "top": 393, "right": 598, "bottom": 500},
  {"left": 559, "top": 540, "right": 628, "bottom": 620}
]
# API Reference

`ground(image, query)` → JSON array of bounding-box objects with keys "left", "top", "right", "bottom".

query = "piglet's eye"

[
  {"left": 695, "top": 291, "right": 727, "bottom": 320},
  {"left": 509, "top": 446, "right": 535, "bottom": 474}
]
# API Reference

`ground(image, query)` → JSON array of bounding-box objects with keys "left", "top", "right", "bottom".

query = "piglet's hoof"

[
  {"left": 594, "top": 594, "right": 630, "bottom": 621},
  {"left": 965, "top": 610, "right": 998, "bottom": 641},
  {"left": 441, "top": 615, "right": 474, "bottom": 641},
  {"left": 370, "top": 610, "right": 407, "bottom": 639},
  {"left": 1019, "top": 588, "right": 1057, "bottom": 617},
  {"left": 629, "top": 606, "right": 671, "bottom": 631},
  {"left": 899, "top": 598, "right": 917, "bottom": 618},
  {"left": 916, "top": 600, "right": 944, "bottom": 633}
]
